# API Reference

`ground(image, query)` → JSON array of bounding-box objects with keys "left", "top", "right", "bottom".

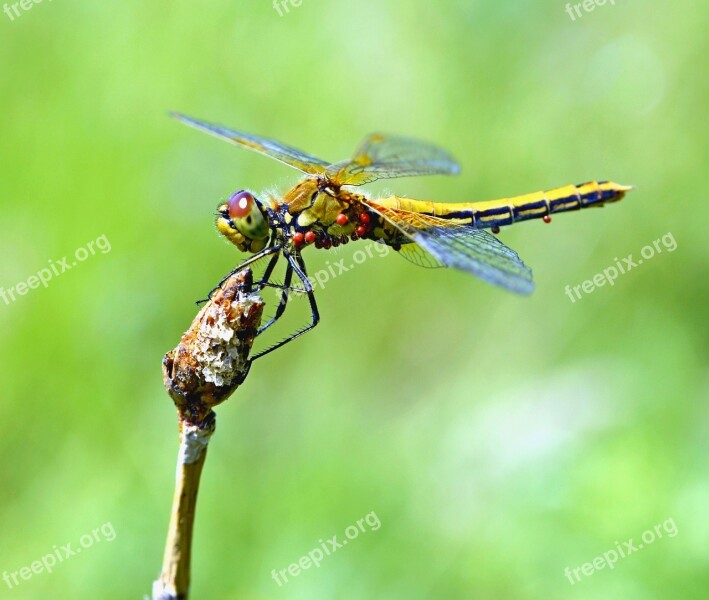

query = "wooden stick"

[{"left": 152, "top": 269, "right": 264, "bottom": 600}]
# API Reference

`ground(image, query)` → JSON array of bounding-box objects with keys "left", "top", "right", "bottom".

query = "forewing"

[
  {"left": 172, "top": 113, "right": 330, "bottom": 175},
  {"left": 365, "top": 199, "right": 534, "bottom": 295},
  {"left": 327, "top": 133, "right": 461, "bottom": 185}
]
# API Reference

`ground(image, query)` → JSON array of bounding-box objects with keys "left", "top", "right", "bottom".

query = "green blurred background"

[{"left": 0, "top": 0, "right": 707, "bottom": 598}]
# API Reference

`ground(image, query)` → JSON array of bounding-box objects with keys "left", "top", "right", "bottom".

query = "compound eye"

[{"left": 227, "top": 191, "right": 254, "bottom": 219}]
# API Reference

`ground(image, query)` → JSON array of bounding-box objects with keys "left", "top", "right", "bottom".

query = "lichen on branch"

[{"left": 162, "top": 268, "right": 264, "bottom": 425}]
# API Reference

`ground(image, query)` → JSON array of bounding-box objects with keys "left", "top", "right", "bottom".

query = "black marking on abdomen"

[
  {"left": 512, "top": 199, "right": 547, "bottom": 222},
  {"left": 579, "top": 189, "right": 603, "bottom": 206},
  {"left": 478, "top": 205, "right": 512, "bottom": 216},
  {"left": 442, "top": 209, "right": 474, "bottom": 220},
  {"left": 474, "top": 205, "right": 514, "bottom": 229},
  {"left": 550, "top": 194, "right": 581, "bottom": 213}
]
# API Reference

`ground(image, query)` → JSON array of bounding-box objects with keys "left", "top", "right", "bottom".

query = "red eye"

[{"left": 227, "top": 191, "right": 254, "bottom": 218}]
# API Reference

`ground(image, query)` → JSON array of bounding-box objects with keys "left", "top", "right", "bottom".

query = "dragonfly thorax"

[{"left": 216, "top": 190, "right": 270, "bottom": 253}]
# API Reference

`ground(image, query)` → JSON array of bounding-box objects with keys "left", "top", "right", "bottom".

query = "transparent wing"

[
  {"left": 327, "top": 133, "right": 461, "bottom": 186},
  {"left": 365, "top": 199, "right": 534, "bottom": 295},
  {"left": 172, "top": 113, "right": 330, "bottom": 175},
  {"left": 396, "top": 243, "right": 445, "bottom": 269}
]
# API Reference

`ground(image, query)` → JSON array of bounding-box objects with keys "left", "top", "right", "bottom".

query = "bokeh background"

[{"left": 0, "top": 1, "right": 706, "bottom": 598}]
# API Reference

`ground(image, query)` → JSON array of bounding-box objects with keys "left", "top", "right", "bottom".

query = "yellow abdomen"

[{"left": 378, "top": 181, "right": 632, "bottom": 229}]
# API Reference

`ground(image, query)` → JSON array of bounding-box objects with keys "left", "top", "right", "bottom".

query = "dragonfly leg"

[
  {"left": 249, "top": 251, "right": 320, "bottom": 362},
  {"left": 251, "top": 249, "right": 309, "bottom": 295},
  {"left": 257, "top": 258, "right": 293, "bottom": 336},
  {"left": 256, "top": 250, "right": 281, "bottom": 288},
  {"left": 196, "top": 245, "right": 282, "bottom": 305},
  {"left": 293, "top": 253, "right": 321, "bottom": 338}
]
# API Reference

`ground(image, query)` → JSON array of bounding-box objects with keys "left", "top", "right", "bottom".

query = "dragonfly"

[{"left": 173, "top": 113, "right": 632, "bottom": 361}]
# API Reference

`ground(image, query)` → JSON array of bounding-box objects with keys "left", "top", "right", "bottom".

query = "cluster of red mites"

[{"left": 292, "top": 212, "right": 372, "bottom": 249}]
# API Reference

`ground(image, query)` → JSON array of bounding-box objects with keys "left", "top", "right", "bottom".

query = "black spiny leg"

[
  {"left": 294, "top": 252, "right": 320, "bottom": 339},
  {"left": 257, "top": 257, "right": 293, "bottom": 336},
  {"left": 249, "top": 251, "right": 320, "bottom": 361},
  {"left": 196, "top": 245, "right": 282, "bottom": 305},
  {"left": 257, "top": 249, "right": 281, "bottom": 288}
]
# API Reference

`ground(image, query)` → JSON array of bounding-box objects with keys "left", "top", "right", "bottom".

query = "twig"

[{"left": 151, "top": 268, "right": 264, "bottom": 600}]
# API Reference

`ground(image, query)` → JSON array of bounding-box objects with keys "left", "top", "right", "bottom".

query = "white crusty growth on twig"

[{"left": 193, "top": 290, "right": 261, "bottom": 387}]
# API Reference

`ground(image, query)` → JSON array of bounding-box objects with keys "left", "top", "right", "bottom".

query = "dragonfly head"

[{"left": 216, "top": 190, "right": 270, "bottom": 253}]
